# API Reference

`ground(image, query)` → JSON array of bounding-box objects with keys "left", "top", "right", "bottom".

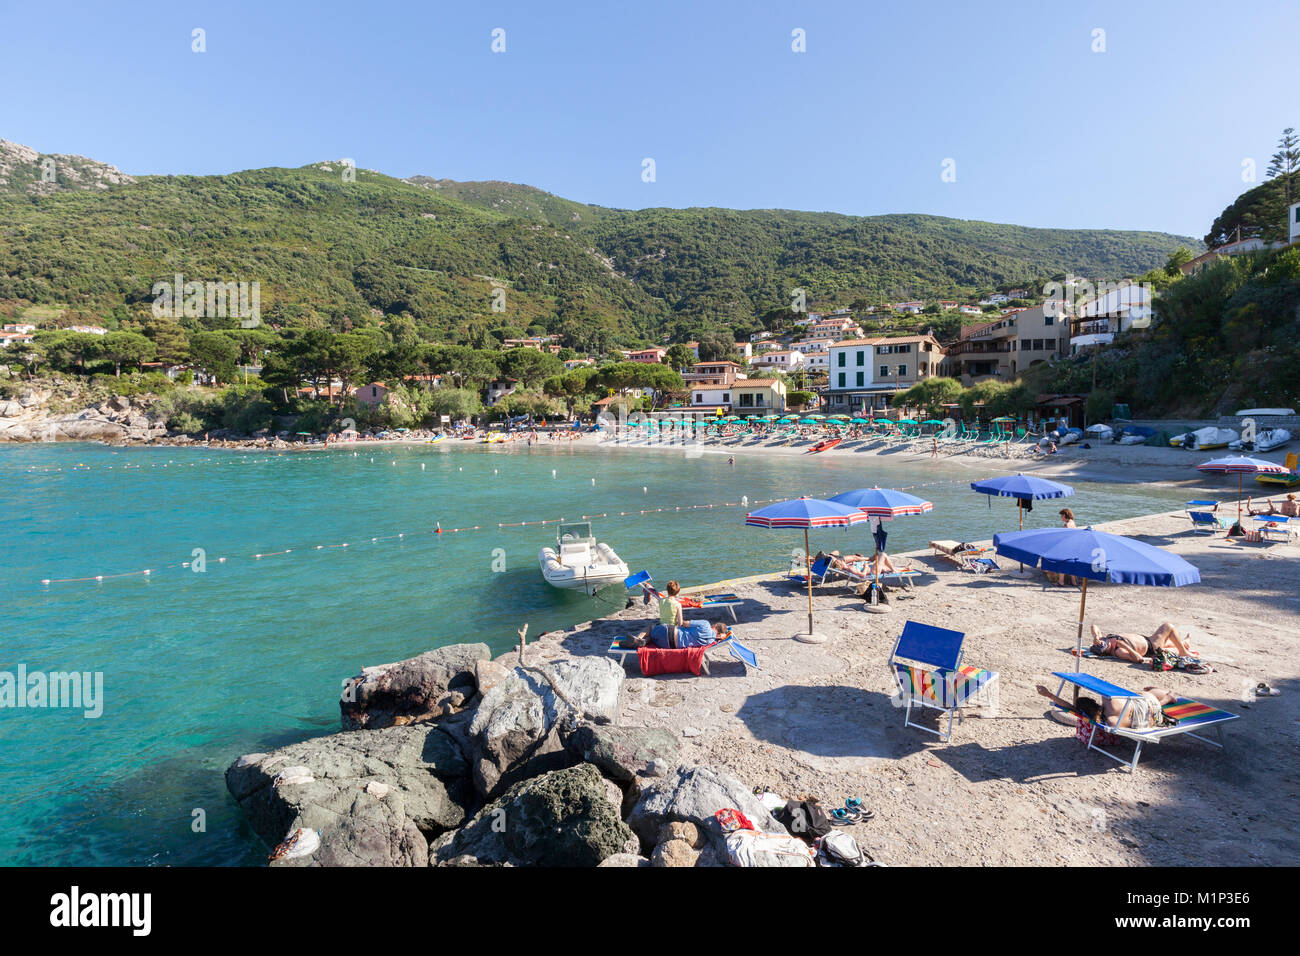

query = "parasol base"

[
  {"left": 793, "top": 630, "right": 829, "bottom": 644},
  {"left": 1048, "top": 708, "right": 1076, "bottom": 726},
  {"left": 1005, "top": 568, "right": 1035, "bottom": 579}
]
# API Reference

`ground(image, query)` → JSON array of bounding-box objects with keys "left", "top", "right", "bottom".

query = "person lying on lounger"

[
  {"left": 1087, "top": 622, "right": 1195, "bottom": 663},
  {"left": 1246, "top": 494, "right": 1299, "bottom": 517},
  {"left": 630, "top": 619, "right": 730, "bottom": 650},
  {"left": 1036, "top": 684, "right": 1177, "bottom": 729}
]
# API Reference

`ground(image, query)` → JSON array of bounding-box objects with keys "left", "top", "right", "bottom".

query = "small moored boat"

[
  {"left": 1230, "top": 428, "right": 1291, "bottom": 453},
  {"left": 808, "top": 438, "right": 843, "bottom": 453},
  {"left": 539, "top": 522, "right": 629, "bottom": 595}
]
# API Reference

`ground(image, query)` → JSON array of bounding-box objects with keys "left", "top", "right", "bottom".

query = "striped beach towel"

[
  {"left": 1162, "top": 699, "right": 1232, "bottom": 726},
  {"left": 896, "top": 664, "right": 994, "bottom": 706}
]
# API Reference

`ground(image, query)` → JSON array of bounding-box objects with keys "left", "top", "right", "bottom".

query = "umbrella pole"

[
  {"left": 1018, "top": 500, "right": 1024, "bottom": 572},
  {"left": 1075, "top": 578, "right": 1088, "bottom": 675},
  {"left": 805, "top": 528, "right": 814, "bottom": 636},
  {"left": 1238, "top": 472, "right": 1243, "bottom": 524}
]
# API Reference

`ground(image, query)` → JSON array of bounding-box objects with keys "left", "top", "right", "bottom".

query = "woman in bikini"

[
  {"left": 1087, "top": 622, "right": 1195, "bottom": 664},
  {"left": 1036, "top": 684, "right": 1178, "bottom": 729}
]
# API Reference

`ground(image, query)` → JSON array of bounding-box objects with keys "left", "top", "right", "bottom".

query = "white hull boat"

[
  {"left": 539, "top": 521, "right": 629, "bottom": 595},
  {"left": 1230, "top": 428, "right": 1291, "bottom": 453},
  {"left": 1172, "top": 426, "right": 1238, "bottom": 450}
]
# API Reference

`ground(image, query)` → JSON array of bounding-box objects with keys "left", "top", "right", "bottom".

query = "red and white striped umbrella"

[{"left": 1197, "top": 456, "right": 1289, "bottom": 521}]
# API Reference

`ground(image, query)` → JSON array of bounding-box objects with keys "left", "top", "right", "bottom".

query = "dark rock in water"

[
  {"left": 468, "top": 657, "right": 624, "bottom": 799},
  {"left": 340, "top": 642, "right": 490, "bottom": 730},
  {"left": 627, "top": 765, "right": 784, "bottom": 851},
  {"left": 562, "top": 724, "right": 680, "bottom": 785},
  {"left": 226, "top": 724, "right": 474, "bottom": 867},
  {"left": 430, "top": 763, "right": 635, "bottom": 867}
]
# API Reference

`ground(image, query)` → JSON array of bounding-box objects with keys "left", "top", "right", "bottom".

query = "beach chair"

[
  {"left": 624, "top": 571, "right": 747, "bottom": 621},
  {"left": 787, "top": 554, "right": 833, "bottom": 586},
  {"left": 929, "top": 540, "right": 997, "bottom": 572},
  {"left": 607, "top": 629, "right": 759, "bottom": 675},
  {"left": 888, "top": 621, "right": 999, "bottom": 742},
  {"left": 1187, "top": 511, "right": 1228, "bottom": 534},
  {"left": 1049, "top": 672, "right": 1238, "bottom": 772}
]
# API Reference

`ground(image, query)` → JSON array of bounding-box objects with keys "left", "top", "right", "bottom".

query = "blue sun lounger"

[
  {"left": 888, "top": 621, "right": 999, "bottom": 742},
  {"left": 1049, "top": 671, "right": 1239, "bottom": 772},
  {"left": 624, "top": 571, "right": 745, "bottom": 621},
  {"left": 607, "top": 630, "right": 759, "bottom": 674},
  {"left": 1187, "top": 510, "right": 1228, "bottom": 534}
]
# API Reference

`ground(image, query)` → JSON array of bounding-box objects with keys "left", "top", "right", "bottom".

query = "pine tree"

[{"left": 1266, "top": 127, "right": 1299, "bottom": 206}]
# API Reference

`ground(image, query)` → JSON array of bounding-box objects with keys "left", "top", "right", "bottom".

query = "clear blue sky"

[{"left": 2, "top": 0, "right": 1296, "bottom": 238}]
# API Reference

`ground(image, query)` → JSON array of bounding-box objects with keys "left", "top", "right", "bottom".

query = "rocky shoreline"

[{"left": 227, "top": 635, "right": 787, "bottom": 867}]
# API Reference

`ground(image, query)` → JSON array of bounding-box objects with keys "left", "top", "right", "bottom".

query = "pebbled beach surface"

[{"left": 535, "top": 507, "right": 1299, "bottom": 866}]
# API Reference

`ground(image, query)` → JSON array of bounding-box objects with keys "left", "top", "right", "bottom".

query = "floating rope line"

[{"left": 32, "top": 459, "right": 993, "bottom": 587}]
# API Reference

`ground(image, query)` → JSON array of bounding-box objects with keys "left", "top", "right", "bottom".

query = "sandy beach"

[{"left": 514, "top": 507, "right": 1299, "bottom": 866}]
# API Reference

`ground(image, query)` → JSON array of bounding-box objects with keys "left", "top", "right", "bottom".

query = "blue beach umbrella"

[
  {"left": 745, "top": 497, "right": 872, "bottom": 642},
  {"left": 971, "top": 473, "right": 1075, "bottom": 540},
  {"left": 992, "top": 527, "right": 1200, "bottom": 670}
]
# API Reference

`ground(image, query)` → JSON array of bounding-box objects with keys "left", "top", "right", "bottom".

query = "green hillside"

[{"left": 0, "top": 145, "right": 1199, "bottom": 347}]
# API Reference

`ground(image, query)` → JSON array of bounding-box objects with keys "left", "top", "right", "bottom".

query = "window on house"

[
  {"left": 838, "top": 373, "right": 846, "bottom": 388},
  {"left": 897, "top": 364, "right": 907, "bottom": 377},
  {"left": 856, "top": 350, "right": 864, "bottom": 366},
  {"left": 856, "top": 371, "right": 864, "bottom": 387},
  {"left": 1044, "top": 315, "right": 1054, "bottom": 326},
  {"left": 695, "top": 394, "right": 703, "bottom": 403},
  {"left": 897, "top": 344, "right": 910, "bottom": 353},
  {"left": 722, "top": 394, "right": 729, "bottom": 403},
  {"left": 837, "top": 352, "right": 845, "bottom": 367},
  {"left": 880, "top": 365, "right": 890, "bottom": 377}
]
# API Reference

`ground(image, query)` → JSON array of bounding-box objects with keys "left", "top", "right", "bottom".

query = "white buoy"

[
  {"left": 421, "top": 463, "right": 425, "bottom": 471},
  {"left": 741, "top": 495, "right": 749, "bottom": 506},
  {"left": 494, "top": 468, "right": 498, "bottom": 475},
  {"left": 370, "top": 457, "right": 374, "bottom": 463},
  {"left": 643, "top": 487, "right": 648, "bottom": 493},
  {"left": 591, "top": 478, "right": 596, "bottom": 485}
]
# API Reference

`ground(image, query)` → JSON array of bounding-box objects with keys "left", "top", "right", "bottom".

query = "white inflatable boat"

[
  {"left": 1230, "top": 428, "right": 1291, "bottom": 453},
  {"left": 539, "top": 521, "right": 629, "bottom": 595}
]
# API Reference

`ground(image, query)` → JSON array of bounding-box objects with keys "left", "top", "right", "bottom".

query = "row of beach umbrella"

[{"left": 743, "top": 468, "right": 1211, "bottom": 676}]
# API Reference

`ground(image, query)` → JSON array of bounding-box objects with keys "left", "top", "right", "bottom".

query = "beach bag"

[
  {"left": 1076, "top": 714, "right": 1120, "bottom": 747},
  {"left": 861, "top": 582, "right": 889, "bottom": 606},
  {"left": 817, "top": 830, "right": 870, "bottom": 867},
  {"left": 776, "top": 799, "right": 833, "bottom": 842},
  {"left": 724, "top": 829, "right": 816, "bottom": 867},
  {"left": 1150, "top": 648, "right": 1175, "bottom": 672}
]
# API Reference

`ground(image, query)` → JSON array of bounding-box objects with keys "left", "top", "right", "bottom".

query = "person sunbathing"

[
  {"left": 1087, "top": 622, "right": 1195, "bottom": 662},
  {"left": 1247, "top": 494, "right": 1299, "bottom": 517},
  {"left": 1036, "top": 684, "right": 1177, "bottom": 729},
  {"left": 631, "top": 619, "right": 729, "bottom": 650}
]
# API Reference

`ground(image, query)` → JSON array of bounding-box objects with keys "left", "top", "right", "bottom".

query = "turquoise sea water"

[{"left": 0, "top": 440, "right": 1194, "bottom": 866}]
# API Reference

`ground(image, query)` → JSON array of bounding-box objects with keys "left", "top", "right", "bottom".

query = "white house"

[
  {"left": 752, "top": 349, "right": 804, "bottom": 372},
  {"left": 1291, "top": 201, "right": 1300, "bottom": 245},
  {"left": 803, "top": 350, "right": 830, "bottom": 372}
]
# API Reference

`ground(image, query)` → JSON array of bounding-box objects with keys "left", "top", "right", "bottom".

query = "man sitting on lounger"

[
  {"left": 1086, "top": 622, "right": 1195, "bottom": 663},
  {"left": 630, "top": 619, "right": 730, "bottom": 650},
  {"left": 1036, "top": 684, "right": 1177, "bottom": 730}
]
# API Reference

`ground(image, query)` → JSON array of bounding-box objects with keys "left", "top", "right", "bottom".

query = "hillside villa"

[{"left": 823, "top": 333, "right": 943, "bottom": 413}]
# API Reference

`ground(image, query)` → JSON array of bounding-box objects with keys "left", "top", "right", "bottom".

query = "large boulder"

[
  {"left": 562, "top": 724, "right": 679, "bottom": 785},
  {"left": 226, "top": 723, "right": 474, "bottom": 867},
  {"left": 468, "top": 657, "right": 624, "bottom": 799},
  {"left": 627, "top": 765, "right": 784, "bottom": 851},
  {"left": 430, "top": 763, "right": 635, "bottom": 867},
  {"left": 340, "top": 642, "right": 491, "bottom": 730}
]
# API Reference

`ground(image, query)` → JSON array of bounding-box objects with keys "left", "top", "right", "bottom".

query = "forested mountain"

[{"left": 0, "top": 143, "right": 1197, "bottom": 347}]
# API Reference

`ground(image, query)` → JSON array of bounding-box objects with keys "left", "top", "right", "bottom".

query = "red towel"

[{"left": 637, "top": 645, "right": 706, "bottom": 676}]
